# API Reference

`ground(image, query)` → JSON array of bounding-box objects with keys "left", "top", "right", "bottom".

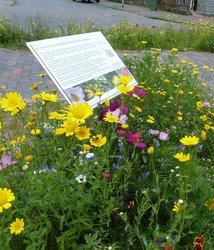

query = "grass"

[{"left": 0, "top": 14, "right": 214, "bottom": 52}]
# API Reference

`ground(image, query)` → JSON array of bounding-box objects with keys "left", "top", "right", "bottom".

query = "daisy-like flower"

[
  {"left": 174, "top": 152, "right": 191, "bottom": 162},
  {"left": 0, "top": 188, "right": 15, "bottom": 212},
  {"left": 76, "top": 174, "right": 86, "bottom": 183},
  {"left": 0, "top": 92, "right": 26, "bottom": 115},
  {"left": 31, "top": 129, "right": 41, "bottom": 136},
  {"left": 119, "top": 75, "right": 132, "bottom": 85},
  {"left": 62, "top": 119, "right": 79, "bottom": 137},
  {"left": 147, "top": 146, "right": 154, "bottom": 154},
  {"left": 159, "top": 132, "right": 168, "bottom": 141},
  {"left": 172, "top": 199, "right": 183, "bottom": 214},
  {"left": 193, "top": 236, "right": 204, "bottom": 250},
  {"left": 126, "top": 131, "right": 146, "bottom": 150},
  {"left": 66, "top": 102, "right": 93, "bottom": 123},
  {"left": 49, "top": 112, "right": 65, "bottom": 120},
  {"left": 39, "top": 92, "right": 58, "bottom": 102},
  {"left": 147, "top": 115, "right": 155, "bottom": 124},
  {"left": 117, "top": 85, "right": 134, "bottom": 94},
  {"left": 75, "top": 126, "right": 91, "bottom": 140},
  {"left": 0, "top": 155, "right": 17, "bottom": 170},
  {"left": 9, "top": 218, "right": 24, "bottom": 235},
  {"left": 204, "top": 198, "right": 214, "bottom": 210},
  {"left": 104, "top": 113, "right": 119, "bottom": 123},
  {"left": 180, "top": 135, "right": 199, "bottom": 146},
  {"left": 90, "top": 134, "right": 107, "bottom": 147}
]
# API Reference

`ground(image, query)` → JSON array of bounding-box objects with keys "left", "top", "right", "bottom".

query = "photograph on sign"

[{"left": 26, "top": 32, "right": 137, "bottom": 107}]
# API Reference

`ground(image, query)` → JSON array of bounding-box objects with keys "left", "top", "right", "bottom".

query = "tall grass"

[{"left": 0, "top": 15, "right": 214, "bottom": 52}]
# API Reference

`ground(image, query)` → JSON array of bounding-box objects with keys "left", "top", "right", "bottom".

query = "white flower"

[
  {"left": 85, "top": 153, "right": 95, "bottom": 160},
  {"left": 76, "top": 174, "right": 86, "bottom": 183}
]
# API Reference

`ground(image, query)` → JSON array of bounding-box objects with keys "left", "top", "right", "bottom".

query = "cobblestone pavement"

[{"left": 0, "top": 47, "right": 213, "bottom": 101}]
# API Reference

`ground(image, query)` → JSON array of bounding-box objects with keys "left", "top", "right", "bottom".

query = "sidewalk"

[
  {"left": 0, "top": 47, "right": 213, "bottom": 101},
  {"left": 0, "top": 1, "right": 213, "bottom": 100}
]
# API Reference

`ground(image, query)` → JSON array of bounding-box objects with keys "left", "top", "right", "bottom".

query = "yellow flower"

[
  {"left": 103, "top": 99, "right": 110, "bottom": 107},
  {"left": 90, "top": 134, "right": 107, "bottom": 147},
  {"left": 66, "top": 102, "right": 93, "bottom": 123},
  {"left": 0, "top": 92, "right": 26, "bottom": 115},
  {"left": 172, "top": 203, "right": 181, "bottom": 214},
  {"left": 135, "top": 106, "right": 142, "bottom": 112},
  {"left": 9, "top": 218, "right": 24, "bottom": 235},
  {"left": 200, "top": 114, "right": 208, "bottom": 121},
  {"left": 0, "top": 188, "right": 15, "bottom": 213},
  {"left": 15, "top": 151, "right": 23, "bottom": 159},
  {"left": 0, "top": 121, "right": 2, "bottom": 130},
  {"left": 174, "top": 152, "right": 191, "bottom": 162},
  {"left": 123, "top": 53, "right": 129, "bottom": 57},
  {"left": 30, "top": 82, "right": 42, "bottom": 90},
  {"left": 103, "top": 113, "right": 119, "bottom": 123},
  {"left": 177, "top": 111, "right": 182, "bottom": 116},
  {"left": 147, "top": 146, "right": 154, "bottom": 154},
  {"left": 180, "top": 136, "right": 199, "bottom": 146},
  {"left": 55, "top": 128, "right": 66, "bottom": 135},
  {"left": 146, "top": 115, "right": 155, "bottom": 124},
  {"left": 75, "top": 126, "right": 91, "bottom": 140},
  {"left": 40, "top": 92, "right": 58, "bottom": 102},
  {"left": 62, "top": 119, "right": 79, "bottom": 137},
  {"left": 121, "top": 124, "right": 129, "bottom": 129},
  {"left": 204, "top": 124, "right": 211, "bottom": 130},
  {"left": 178, "top": 90, "right": 184, "bottom": 95},
  {"left": 164, "top": 79, "right": 170, "bottom": 83},
  {"left": 49, "top": 112, "right": 65, "bottom": 120},
  {"left": 177, "top": 116, "right": 183, "bottom": 121},
  {"left": 171, "top": 69, "right": 178, "bottom": 74},
  {"left": 24, "top": 155, "right": 33, "bottom": 162},
  {"left": 38, "top": 73, "right": 46, "bottom": 78},
  {"left": 95, "top": 91, "right": 103, "bottom": 96},
  {"left": 31, "top": 129, "right": 41, "bottom": 136},
  {"left": 171, "top": 48, "right": 178, "bottom": 52},
  {"left": 117, "top": 85, "right": 134, "bottom": 94},
  {"left": 31, "top": 94, "right": 40, "bottom": 101},
  {"left": 112, "top": 76, "right": 120, "bottom": 86},
  {"left": 202, "top": 82, "right": 207, "bottom": 88},
  {"left": 119, "top": 75, "right": 132, "bottom": 85},
  {"left": 203, "top": 65, "right": 209, "bottom": 69},
  {"left": 201, "top": 130, "right": 206, "bottom": 140},
  {"left": 204, "top": 198, "right": 214, "bottom": 210},
  {"left": 83, "top": 144, "right": 92, "bottom": 151},
  {"left": 0, "top": 146, "right": 6, "bottom": 152}
]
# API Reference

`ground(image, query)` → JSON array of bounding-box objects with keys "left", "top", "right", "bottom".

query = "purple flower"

[
  {"left": 144, "top": 171, "right": 150, "bottom": 176},
  {"left": 0, "top": 155, "right": 17, "bottom": 170},
  {"left": 155, "top": 237, "right": 163, "bottom": 245},
  {"left": 117, "top": 155, "right": 123, "bottom": 160},
  {"left": 148, "top": 129, "right": 159, "bottom": 135},
  {"left": 85, "top": 153, "right": 96, "bottom": 160},
  {"left": 178, "top": 144, "right": 185, "bottom": 150},
  {"left": 112, "top": 163, "right": 120, "bottom": 169},
  {"left": 159, "top": 132, "right": 168, "bottom": 141},
  {"left": 198, "top": 144, "right": 203, "bottom": 150},
  {"left": 129, "top": 86, "right": 148, "bottom": 97}
]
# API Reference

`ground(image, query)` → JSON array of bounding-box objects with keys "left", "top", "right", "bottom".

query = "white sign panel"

[{"left": 26, "top": 32, "right": 137, "bottom": 107}]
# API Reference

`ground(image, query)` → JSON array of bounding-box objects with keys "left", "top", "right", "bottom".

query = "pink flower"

[
  {"left": 103, "top": 173, "right": 111, "bottom": 179},
  {"left": 159, "top": 132, "right": 168, "bottom": 141},
  {"left": 129, "top": 86, "right": 148, "bottom": 97},
  {"left": 148, "top": 129, "right": 159, "bottom": 135},
  {"left": 126, "top": 131, "right": 146, "bottom": 150},
  {"left": 202, "top": 101, "right": 211, "bottom": 108},
  {"left": 0, "top": 155, "right": 17, "bottom": 170}
]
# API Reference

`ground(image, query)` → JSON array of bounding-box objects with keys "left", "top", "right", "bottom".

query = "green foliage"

[
  {"left": 0, "top": 15, "right": 214, "bottom": 52},
  {"left": 0, "top": 51, "right": 214, "bottom": 249}
]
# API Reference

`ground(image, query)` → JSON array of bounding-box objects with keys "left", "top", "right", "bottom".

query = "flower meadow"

[{"left": 0, "top": 49, "right": 213, "bottom": 250}]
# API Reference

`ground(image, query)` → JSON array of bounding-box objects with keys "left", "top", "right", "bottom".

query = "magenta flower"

[
  {"left": 129, "top": 86, "right": 148, "bottom": 97},
  {"left": 0, "top": 155, "right": 17, "bottom": 170},
  {"left": 126, "top": 131, "right": 146, "bottom": 150}
]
